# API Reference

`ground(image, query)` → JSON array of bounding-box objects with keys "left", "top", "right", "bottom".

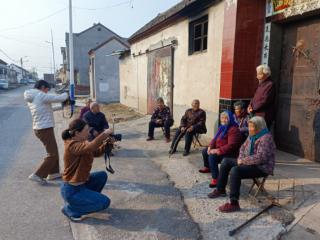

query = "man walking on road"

[{"left": 24, "top": 80, "right": 68, "bottom": 185}]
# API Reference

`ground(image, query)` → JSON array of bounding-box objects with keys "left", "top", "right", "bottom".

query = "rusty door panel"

[
  {"left": 276, "top": 18, "right": 320, "bottom": 161},
  {"left": 147, "top": 47, "right": 173, "bottom": 114}
]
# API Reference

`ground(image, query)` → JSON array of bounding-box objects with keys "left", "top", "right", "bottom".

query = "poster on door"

[{"left": 272, "top": 0, "right": 293, "bottom": 13}]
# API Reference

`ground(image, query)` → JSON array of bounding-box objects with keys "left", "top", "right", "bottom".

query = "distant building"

[
  {"left": 9, "top": 64, "right": 29, "bottom": 83},
  {"left": 0, "top": 60, "right": 18, "bottom": 83},
  {"left": 88, "top": 36, "right": 129, "bottom": 103},
  {"left": 64, "top": 23, "right": 127, "bottom": 87}
]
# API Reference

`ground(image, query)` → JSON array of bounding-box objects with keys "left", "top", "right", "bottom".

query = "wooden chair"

[
  {"left": 248, "top": 176, "right": 268, "bottom": 198},
  {"left": 192, "top": 133, "right": 205, "bottom": 148}
]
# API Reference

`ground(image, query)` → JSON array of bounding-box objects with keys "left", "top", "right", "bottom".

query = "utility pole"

[
  {"left": 68, "top": 0, "right": 75, "bottom": 102},
  {"left": 20, "top": 56, "right": 28, "bottom": 81},
  {"left": 20, "top": 57, "right": 23, "bottom": 79},
  {"left": 50, "top": 29, "right": 56, "bottom": 79}
]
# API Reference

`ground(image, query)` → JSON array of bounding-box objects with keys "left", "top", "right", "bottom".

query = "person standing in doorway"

[
  {"left": 24, "top": 80, "right": 68, "bottom": 185},
  {"left": 247, "top": 65, "right": 275, "bottom": 129}
]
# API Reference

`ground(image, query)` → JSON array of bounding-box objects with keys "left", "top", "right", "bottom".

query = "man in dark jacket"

[
  {"left": 147, "top": 97, "right": 174, "bottom": 142},
  {"left": 170, "top": 99, "right": 207, "bottom": 156},
  {"left": 248, "top": 64, "right": 275, "bottom": 128},
  {"left": 83, "top": 102, "right": 109, "bottom": 140}
]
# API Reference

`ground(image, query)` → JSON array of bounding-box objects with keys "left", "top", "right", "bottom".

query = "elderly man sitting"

[
  {"left": 147, "top": 97, "right": 174, "bottom": 142},
  {"left": 247, "top": 65, "right": 275, "bottom": 128},
  {"left": 207, "top": 116, "right": 276, "bottom": 213},
  {"left": 83, "top": 102, "right": 109, "bottom": 140},
  {"left": 169, "top": 99, "right": 207, "bottom": 156}
]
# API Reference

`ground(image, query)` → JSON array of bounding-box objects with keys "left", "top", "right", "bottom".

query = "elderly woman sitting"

[
  {"left": 199, "top": 110, "right": 242, "bottom": 188},
  {"left": 233, "top": 101, "right": 249, "bottom": 142},
  {"left": 207, "top": 116, "right": 276, "bottom": 212}
]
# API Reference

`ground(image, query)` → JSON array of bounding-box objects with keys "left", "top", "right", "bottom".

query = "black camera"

[{"left": 111, "top": 134, "right": 122, "bottom": 142}]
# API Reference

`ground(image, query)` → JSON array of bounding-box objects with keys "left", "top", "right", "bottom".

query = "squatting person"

[{"left": 60, "top": 118, "right": 113, "bottom": 221}]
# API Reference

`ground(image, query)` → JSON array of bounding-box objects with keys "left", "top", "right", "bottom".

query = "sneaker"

[
  {"left": 199, "top": 167, "right": 210, "bottom": 173},
  {"left": 209, "top": 178, "right": 218, "bottom": 188},
  {"left": 218, "top": 202, "right": 241, "bottom": 213},
  {"left": 28, "top": 173, "right": 47, "bottom": 185},
  {"left": 61, "top": 207, "right": 83, "bottom": 222},
  {"left": 207, "top": 189, "right": 227, "bottom": 199},
  {"left": 146, "top": 137, "right": 154, "bottom": 141},
  {"left": 47, "top": 173, "right": 62, "bottom": 181},
  {"left": 182, "top": 151, "right": 189, "bottom": 156}
]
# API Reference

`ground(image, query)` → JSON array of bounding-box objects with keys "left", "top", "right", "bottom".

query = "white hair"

[
  {"left": 90, "top": 102, "right": 99, "bottom": 110},
  {"left": 256, "top": 64, "right": 271, "bottom": 77},
  {"left": 248, "top": 116, "right": 267, "bottom": 132}
]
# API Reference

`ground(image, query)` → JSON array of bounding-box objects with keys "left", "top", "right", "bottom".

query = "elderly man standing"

[
  {"left": 83, "top": 102, "right": 109, "bottom": 140},
  {"left": 169, "top": 99, "right": 207, "bottom": 156},
  {"left": 247, "top": 65, "right": 275, "bottom": 129}
]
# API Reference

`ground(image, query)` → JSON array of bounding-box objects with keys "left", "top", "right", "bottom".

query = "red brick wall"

[{"left": 220, "top": 0, "right": 265, "bottom": 100}]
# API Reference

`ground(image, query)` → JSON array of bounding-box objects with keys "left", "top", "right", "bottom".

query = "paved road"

[{"left": 0, "top": 87, "right": 73, "bottom": 240}]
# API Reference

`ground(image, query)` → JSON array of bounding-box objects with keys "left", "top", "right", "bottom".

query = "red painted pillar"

[{"left": 219, "top": 0, "right": 266, "bottom": 110}]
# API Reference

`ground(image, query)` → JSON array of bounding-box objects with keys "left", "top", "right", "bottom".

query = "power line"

[
  {"left": 0, "top": 35, "right": 54, "bottom": 49},
  {"left": 0, "top": 7, "right": 67, "bottom": 32},
  {"left": 73, "top": 0, "right": 133, "bottom": 11},
  {"left": 0, "top": 48, "right": 19, "bottom": 63}
]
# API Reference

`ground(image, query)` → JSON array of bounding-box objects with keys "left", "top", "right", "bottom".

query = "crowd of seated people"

[
  {"left": 144, "top": 64, "right": 276, "bottom": 213},
  {"left": 72, "top": 64, "right": 275, "bottom": 216}
]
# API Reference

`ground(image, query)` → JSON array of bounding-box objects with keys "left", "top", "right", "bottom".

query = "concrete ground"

[
  {"left": 1, "top": 87, "right": 319, "bottom": 239},
  {"left": 0, "top": 86, "right": 73, "bottom": 240},
  {"left": 55, "top": 115, "right": 289, "bottom": 240}
]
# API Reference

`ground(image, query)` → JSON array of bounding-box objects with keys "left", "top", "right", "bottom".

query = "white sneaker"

[
  {"left": 47, "top": 173, "right": 62, "bottom": 181},
  {"left": 28, "top": 173, "right": 47, "bottom": 185}
]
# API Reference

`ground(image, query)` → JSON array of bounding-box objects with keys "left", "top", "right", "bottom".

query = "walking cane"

[
  {"left": 228, "top": 202, "right": 280, "bottom": 236},
  {"left": 169, "top": 131, "right": 184, "bottom": 158}
]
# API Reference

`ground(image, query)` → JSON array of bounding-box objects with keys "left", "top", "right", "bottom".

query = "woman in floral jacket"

[{"left": 207, "top": 116, "right": 276, "bottom": 213}]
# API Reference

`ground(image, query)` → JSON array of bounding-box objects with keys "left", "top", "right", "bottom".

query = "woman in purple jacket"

[
  {"left": 247, "top": 65, "right": 275, "bottom": 128},
  {"left": 207, "top": 116, "right": 276, "bottom": 212}
]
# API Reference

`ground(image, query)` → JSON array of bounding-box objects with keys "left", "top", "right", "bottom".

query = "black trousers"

[
  {"left": 148, "top": 119, "right": 173, "bottom": 138},
  {"left": 170, "top": 127, "right": 203, "bottom": 153},
  {"left": 217, "top": 158, "right": 267, "bottom": 201}
]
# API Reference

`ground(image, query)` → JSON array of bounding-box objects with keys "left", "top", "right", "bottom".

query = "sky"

[{"left": 0, "top": 0, "right": 181, "bottom": 77}]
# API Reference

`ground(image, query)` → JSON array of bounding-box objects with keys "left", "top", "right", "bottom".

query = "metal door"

[
  {"left": 276, "top": 17, "right": 320, "bottom": 161},
  {"left": 147, "top": 46, "right": 174, "bottom": 114}
]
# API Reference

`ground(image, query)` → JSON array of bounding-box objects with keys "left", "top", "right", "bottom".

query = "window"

[{"left": 189, "top": 15, "right": 208, "bottom": 55}]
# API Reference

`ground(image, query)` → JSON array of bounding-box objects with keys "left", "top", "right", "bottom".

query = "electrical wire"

[
  {"left": 0, "top": 35, "right": 54, "bottom": 49},
  {"left": 73, "top": 0, "right": 133, "bottom": 11},
  {"left": 0, "top": 48, "right": 19, "bottom": 63},
  {"left": 0, "top": 7, "right": 67, "bottom": 32}
]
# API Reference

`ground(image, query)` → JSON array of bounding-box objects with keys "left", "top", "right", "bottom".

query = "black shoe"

[
  {"left": 182, "top": 151, "right": 189, "bottom": 156},
  {"left": 169, "top": 148, "right": 176, "bottom": 154}
]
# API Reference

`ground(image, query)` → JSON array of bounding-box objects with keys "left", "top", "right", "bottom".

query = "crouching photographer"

[{"left": 60, "top": 118, "right": 113, "bottom": 222}]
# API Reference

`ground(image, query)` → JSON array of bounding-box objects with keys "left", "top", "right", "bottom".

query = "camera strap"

[{"left": 104, "top": 150, "right": 115, "bottom": 174}]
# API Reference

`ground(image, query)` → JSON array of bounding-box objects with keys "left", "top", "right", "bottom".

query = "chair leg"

[{"left": 252, "top": 177, "right": 267, "bottom": 198}]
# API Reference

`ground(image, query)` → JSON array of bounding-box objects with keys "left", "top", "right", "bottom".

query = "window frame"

[{"left": 189, "top": 15, "right": 208, "bottom": 55}]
